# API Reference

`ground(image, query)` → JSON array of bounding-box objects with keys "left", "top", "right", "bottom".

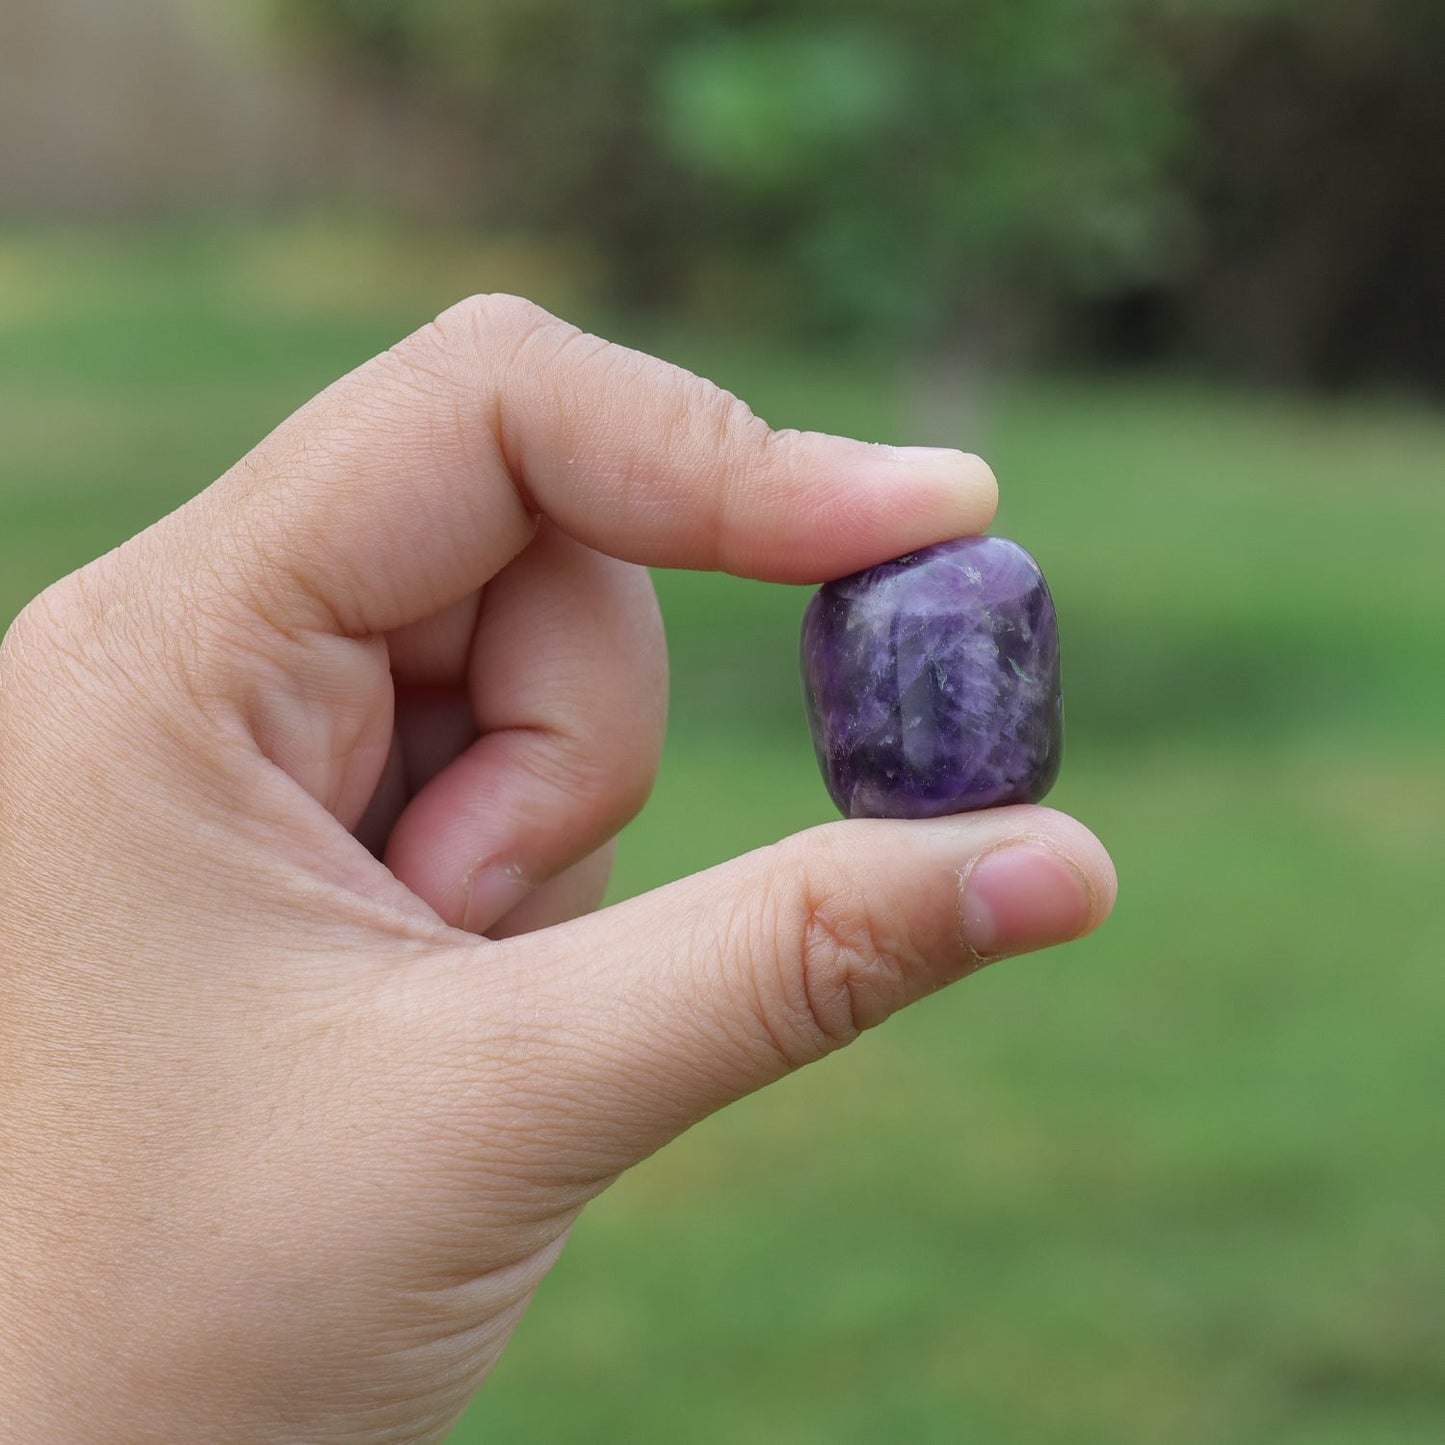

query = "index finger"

[{"left": 169, "top": 294, "right": 997, "bottom": 637}]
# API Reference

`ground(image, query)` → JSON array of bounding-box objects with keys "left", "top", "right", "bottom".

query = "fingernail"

[
  {"left": 890, "top": 442, "right": 959, "bottom": 459},
  {"left": 882, "top": 447, "right": 996, "bottom": 508},
  {"left": 462, "top": 861, "right": 532, "bottom": 934},
  {"left": 960, "top": 841, "right": 1095, "bottom": 961},
  {"left": 890, "top": 445, "right": 972, "bottom": 466}
]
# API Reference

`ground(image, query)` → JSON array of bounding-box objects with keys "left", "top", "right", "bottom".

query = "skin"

[{"left": 0, "top": 296, "right": 1117, "bottom": 1444}]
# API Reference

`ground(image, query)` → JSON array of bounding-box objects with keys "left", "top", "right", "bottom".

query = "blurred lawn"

[{"left": 2, "top": 227, "right": 1442, "bottom": 1444}]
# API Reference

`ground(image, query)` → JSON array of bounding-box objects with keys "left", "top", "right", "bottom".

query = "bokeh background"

[{"left": 3, "top": 2, "right": 1442, "bottom": 1441}]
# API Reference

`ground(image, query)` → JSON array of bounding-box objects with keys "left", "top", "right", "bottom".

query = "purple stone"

[{"left": 801, "top": 536, "right": 1063, "bottom": 819}]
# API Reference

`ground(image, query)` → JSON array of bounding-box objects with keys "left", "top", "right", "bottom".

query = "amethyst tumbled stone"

[{"left": 801, "top": 536, "right": 1063, "bottom": 819}]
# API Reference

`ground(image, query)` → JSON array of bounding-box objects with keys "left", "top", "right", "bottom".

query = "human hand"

[{"left": 0, "top": 297, "right": 1116, "bottom": 1443}]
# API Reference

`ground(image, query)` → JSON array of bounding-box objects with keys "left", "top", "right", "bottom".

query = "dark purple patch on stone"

[{"left": 801, "top": 535, "right": 1063, "bottom": 819}]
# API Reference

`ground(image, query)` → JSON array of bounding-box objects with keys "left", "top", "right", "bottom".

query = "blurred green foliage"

[
  {"left": 277, "top": 0, "right": 1185, "bottom": 343},
  {"left": 270, "top": 0, "right": 1445, "bottom": 390},
  {"left": 1, "top": 225, "right": 1442, "bottom": 1441}
]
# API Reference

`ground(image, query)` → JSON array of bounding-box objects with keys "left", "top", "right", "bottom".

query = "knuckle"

[
  {"left": 435, "top": 292, "right": 576, "bottom": 371},
  {"left": 2, "top": 551, "right": 224, "bottom": 753},
  {"left": 394, "top": 294, "right": 581, "bottom": 412},
  {"left": 753, "top": 837, "right": 910, "bottom": 1067},
  {"left": 0, "top": 601, "right": 45, "bottom": 700},
  {"left": 2, "top": 589, "right": 55, "bottom": 672},
  {"left": 433, "top": 294, "right": 605, "bottom": 487},
  {"left": 687, "top": 374, "right": 757, "bottom": 455},
  {"left": 684, "top": 374, "right": 745, "bottom": 449},
  {"left": 0, "top": 576, "right": 111, "bottom": 775},
  {"left": 595, "top": 741, "right": 657, "bottom": 828},
  {"left": 714, "top": 412, "right": 800, "bottom": 573},
  {"left": 3, "top": 571, "right": 106, "bottom": 684},
  {"left": 454, "top": 290, "right": 553, "bottom": 336},
  {"left": 520, "top": 723, "right": 656, "bottom": 832}
]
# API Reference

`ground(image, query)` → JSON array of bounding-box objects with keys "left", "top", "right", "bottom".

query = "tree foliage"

[{"left": 276, "top": 0, "right": 1443, "bottom": 387}]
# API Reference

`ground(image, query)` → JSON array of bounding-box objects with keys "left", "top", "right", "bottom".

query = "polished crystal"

[{"left": 801, "top": 536, "right": 1063, "bottom": 819}]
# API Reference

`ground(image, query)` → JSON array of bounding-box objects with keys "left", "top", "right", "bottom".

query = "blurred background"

[{"left": 2, "top": 1, "right": 1442, "bottom": 1441}]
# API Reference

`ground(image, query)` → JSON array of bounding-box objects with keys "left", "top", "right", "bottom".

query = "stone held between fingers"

[{"left": 800, "top": 535, "right": 1064, "bottom": 820}]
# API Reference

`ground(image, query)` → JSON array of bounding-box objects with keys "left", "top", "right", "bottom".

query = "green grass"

[{"left": 2, "top": 225, "right": 1443, "bottom": 1444}]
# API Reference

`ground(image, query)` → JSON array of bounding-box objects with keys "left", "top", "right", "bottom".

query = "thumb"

[{"left": 477, "top": 805, "right": 1116, "bottom": 1184}]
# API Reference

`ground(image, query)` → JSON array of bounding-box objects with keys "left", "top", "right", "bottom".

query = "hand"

[{"left": 0, "top": 296, "right": 1116, "bottom": 1443}]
